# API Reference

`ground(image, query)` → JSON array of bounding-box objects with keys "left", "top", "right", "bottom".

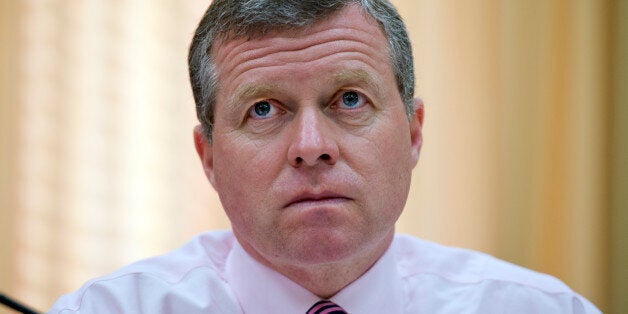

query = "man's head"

[
  {"left": 190, "top": 0, "right": 424, "bottom": 290},
  {"left": 189, "top": 0, "right": 416, "bottom": 142}
]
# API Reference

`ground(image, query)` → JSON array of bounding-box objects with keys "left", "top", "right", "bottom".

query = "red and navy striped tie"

[{"left": 306, "top": 300, "right": 348, "bottom": 314}]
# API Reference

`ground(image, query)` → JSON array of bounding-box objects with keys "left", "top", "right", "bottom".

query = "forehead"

[
  {"left": 212, "top": 4, "right": 387, "bottom": 53},
  {"left": 210, "top": 5, "right": 393, "bottom": 87}
]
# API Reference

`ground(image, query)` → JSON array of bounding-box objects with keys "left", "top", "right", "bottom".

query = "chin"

[{"left": 284, "top": 230, "right": 367, "bottom": 264}]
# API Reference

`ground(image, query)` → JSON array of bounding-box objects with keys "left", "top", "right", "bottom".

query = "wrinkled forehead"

[
  {"left": 209, "top": 4, "right": 388, "bottom": 68},
  {"left": 208, "top": 4, "right": 397, "bottom": 118}
]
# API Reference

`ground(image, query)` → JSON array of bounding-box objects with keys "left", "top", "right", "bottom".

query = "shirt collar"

[
  {"left": 226, "top": 240, "right": 320, "bottom": 313},
  {"left": 332, "top": 240, "right": 404, "bottom": 313},
  {"left": 226, "top": 239, "right": 404, "bottom": 314}
]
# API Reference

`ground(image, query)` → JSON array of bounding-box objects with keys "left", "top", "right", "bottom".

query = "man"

[{"left": 50, "top": 0, "right": 600, "bottom": 313}]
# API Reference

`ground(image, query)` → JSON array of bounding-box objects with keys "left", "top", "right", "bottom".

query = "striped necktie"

[{"left": 306, "top": 300, "right": 348, "bottom": 314}]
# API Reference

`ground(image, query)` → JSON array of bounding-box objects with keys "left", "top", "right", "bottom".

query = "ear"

[
  {"left": 193, "top": 125, "right": 217, "bottom": 189},
  {"left": 409, "top": 97, "right": 424, "bottom": 167}
]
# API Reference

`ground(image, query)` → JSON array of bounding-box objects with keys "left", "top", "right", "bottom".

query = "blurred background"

[{"left": 0, "top": 0, "right": 625, "bottom": 313}]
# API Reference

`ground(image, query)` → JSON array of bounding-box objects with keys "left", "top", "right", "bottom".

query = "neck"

[{"left": 237, "top": 230, "right": 395, "bottom": 299}]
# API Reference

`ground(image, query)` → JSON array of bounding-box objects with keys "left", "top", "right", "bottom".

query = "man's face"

[{"left": 195, "top": 5, "right": 423, "bottom": 268}]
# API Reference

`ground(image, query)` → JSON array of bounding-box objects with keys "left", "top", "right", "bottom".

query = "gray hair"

[{"left": 188, "top": 0, "right": 414, "bottom": 141}]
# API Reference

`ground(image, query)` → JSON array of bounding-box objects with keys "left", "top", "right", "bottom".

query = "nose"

[{"left": 287, "top": 108, "right": 339, "bottom": 168}]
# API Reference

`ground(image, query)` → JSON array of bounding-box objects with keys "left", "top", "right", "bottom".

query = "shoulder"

[
  {"left": 392, "top": 234, "right": 600, "bottom": 313},
  {"left": 392, "top": 234, "right": 566, "bottom": 291},
  {"left": 49, "top": 231, "right": 242, "bottom": 313}
]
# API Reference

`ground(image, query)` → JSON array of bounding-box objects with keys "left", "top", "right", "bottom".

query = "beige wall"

[
  {"left": 0, "top": 1, "right": 20, "bottom": 310},
  {"left": 396, "top": 0, "right": 614, "bottom": 310},
  {"left": 0, "top": 0, "right": 623, "bottom": 312},
  {"left": 610, "top": 1, "right": 628, "bottom": 312}
]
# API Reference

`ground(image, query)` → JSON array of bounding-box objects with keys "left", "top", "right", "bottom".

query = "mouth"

[{"left": 284, "top": 191, "right": 352, "bottom": 210}]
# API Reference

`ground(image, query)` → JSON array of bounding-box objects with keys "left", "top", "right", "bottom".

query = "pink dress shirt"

[{"left": 49, "top": 230, "right": 600, "bottom": 313}]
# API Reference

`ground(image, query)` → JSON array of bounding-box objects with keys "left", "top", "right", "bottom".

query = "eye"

[
  {"left": 248, "top": 101, "right": 279, "bottom": 119},
  {"left": 338, "top": 91, "right": 366, "bottom": 109}
]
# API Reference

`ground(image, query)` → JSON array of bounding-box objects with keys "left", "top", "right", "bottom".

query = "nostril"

[
  {"left": 320, "top": 154, "right": 330, "bottom": 161},
  {"left": 296, "top": 157, "right": 303, "bottom": 163}
]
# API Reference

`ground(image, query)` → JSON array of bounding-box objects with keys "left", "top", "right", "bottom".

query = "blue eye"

[
  {"left": 249, "top": 101, "right": 277, "bottom": 119},
  {"left": 254, "top": 102, "right": 271, "bottom": 116},
  {"left": 340, "top": 91, "right": 364, "bottom": 109}
]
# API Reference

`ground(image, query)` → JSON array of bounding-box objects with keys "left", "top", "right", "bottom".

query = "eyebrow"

[
  {"left": 328, "top": 68, "right": 384, "bottom": 98},
  {"left": 226, "top": 83, "right": 279, "bottom": 114},
  {"left": 225, "top": 68, "right": 384, "bottom": 113}
]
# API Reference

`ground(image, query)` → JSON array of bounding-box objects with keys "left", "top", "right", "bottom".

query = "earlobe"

[
  {"left": 409, "top": 97, "right": 424, "bottom": 167},
  {"left": 193, "top": 125, "right": 217, "bottom": 188}
]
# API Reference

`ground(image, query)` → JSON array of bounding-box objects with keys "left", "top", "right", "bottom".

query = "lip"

[{"left": 284, "top": 191, "right": 352, "bottom": 209}]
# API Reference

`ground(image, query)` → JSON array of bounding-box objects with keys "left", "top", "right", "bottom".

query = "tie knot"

[{"left": 306, "top": 300, "right": 348, "bottom": 314}]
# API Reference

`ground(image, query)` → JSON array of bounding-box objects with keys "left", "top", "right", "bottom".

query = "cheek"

[
  {"left": 212, "top": 138, "right": 285, "bottom": 214},
  {"left": 353, "top": 122, "right": 414, "bottom": 214},
  {"left": 355, "top": 119, "right": 413, "bottom": 174}
]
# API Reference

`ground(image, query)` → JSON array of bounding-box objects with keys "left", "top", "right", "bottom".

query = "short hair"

[{"left": 188, "top": 0, "right": 414, "bottom": 141}]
